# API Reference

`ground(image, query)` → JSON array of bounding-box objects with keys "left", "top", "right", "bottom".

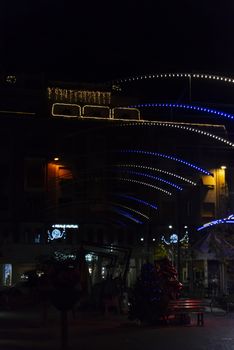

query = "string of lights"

[{"left": 120, "top": 150, "right": 212, "bottom": 176}]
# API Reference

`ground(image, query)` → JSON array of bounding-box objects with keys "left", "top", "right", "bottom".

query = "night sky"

[{"left": 2, "top": 1, "right": 234, "bottom": 82}]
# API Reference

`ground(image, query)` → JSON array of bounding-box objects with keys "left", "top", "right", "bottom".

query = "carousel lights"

[
  {"left": 115, "top": 164, "right": 197, "bottom": 186},
  {"left": 110, "top": 202, "right": 149, "bottom": 219},
  {"left": 118, "top": 177, "right": 172, "bottom": 195},
  {"left": 113, "top": 193, "right": 158, "bottom": 210},
  {"left": 129, "top": 102, "right": 234, "bottom": 121},
  {"left": 118, "top": 170, "right": 183, "bottom": 190},
  {"left": 121, "top": 150, "right": 212, "bottom": 176}
]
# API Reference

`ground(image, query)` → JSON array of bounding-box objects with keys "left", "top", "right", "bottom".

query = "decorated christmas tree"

[{"left": 129, "top": 258, "right": 183, "bottom": 323}]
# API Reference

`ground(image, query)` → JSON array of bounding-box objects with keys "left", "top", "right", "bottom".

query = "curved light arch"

[
  {"left": 112, "top": 193, "right": 158, "bottom": 211},
  {"left": 197, "top": 214, "right": 234, "bottom": 231},
  {"left": 129, "top": 102, "right": 234, "bottom": 121},
  {"left": 110, "top": 206, "right": 143, "bottom": 224},
  {"left": 117, "top": 177, "right": 172, "bottom": 195},
  {"left": 112, "top": 72, "right": 234, "bottom": 86},
  {"left": 121, "top": 150, "right": 212, "bottom": 176},
  {"left": 114, "top": 164, "right": 197, "bottom": 186},
  {"left": 117, "top": 122, "right": 234, "bottom": 148},
  {"left": 110, "top": 202, "right": 149, "bottom": 220},
  {"left": 116, "top": 169, "right": 183, "bottom": 190}
]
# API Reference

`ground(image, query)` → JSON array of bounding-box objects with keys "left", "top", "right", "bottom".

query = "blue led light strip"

[
  {"left": 197, "top": 214, "right": 234, "bottom": 231},
  {"left": 113, "top": 193, "right": 158, "bottom": 210},
  {"left": 118, "top": 177, "right": 172, "bottom": 195},
  {"left": 115, "top": 164, "right": 197, "bottom": 186},
  {"left": 121, "top": 150, "right": 212, "bottom": 176},
  {"left": 110, "top": 202, "right": 149, "bottom": 219},
  {"left": 110, "top": 206, "right": 143, "bottom": 224},
  {"left": 129, "top": 102, "right": 234, "bottom": 121}
]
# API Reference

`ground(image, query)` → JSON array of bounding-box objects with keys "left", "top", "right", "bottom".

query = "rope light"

[
  {"left": 113, "top": 193, "right": 158, "bottom": 210},
  {"left": 129, "top": 102, "right": 234, "bottom": 121},
  {"left": 121, "top": 150, "right": 212, "bottom": 176},
  {"left": 114, "top": 164, "right": 197, "bottom": 186},
  {"left": 118, "top": 122, "right": 234, "bottom": 148},
  {"left": 117, "top": 169, "right": 183, "bottom": 190},
  {"left": 118, "top": 177, "right": 172, "bottom": 195}
]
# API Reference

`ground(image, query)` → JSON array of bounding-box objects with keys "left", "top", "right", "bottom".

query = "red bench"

[{"left": 166, "top": 299, "right": 206, "bottom": 326}]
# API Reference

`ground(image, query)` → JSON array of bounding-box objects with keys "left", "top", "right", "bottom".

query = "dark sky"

[{"left": 2, "top": 1, "right": 234, "bottom": 82}]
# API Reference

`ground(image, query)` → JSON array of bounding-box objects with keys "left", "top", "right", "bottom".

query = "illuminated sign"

[{"left": 48, "top": 224, "right": 79, "bottom": 241}]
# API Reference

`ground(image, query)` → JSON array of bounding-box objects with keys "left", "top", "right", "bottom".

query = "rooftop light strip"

[
  {"left": 129, "top": 103, "right": 234, "bottom": 121},
  {"left": 118, "top": 169, "right": 183, "bottom": 190},
  {"left": 113, "top": 72, "right": 234, "bottom": 85},
  {"left": 110, "top": 206, "right": 143, "bottom": 224},
  {"left": 118, "top": 122, "right": 234, "bottom": 148},
  {"left": 121, "top": 150, "right": 212, "bottom": 176},
  {"left": 197, "top": 214, "right": 234, "bottom": 231},
  {"left": 118, "top": 177, "right": 172, "bottom": 195},
  {"left": 110, "top": 202, "right": 149, "bottom": 219},
  {"left": 113, "top": 193, "right": 158, "bottom": 210},
  {"left": 115, "top": 164, "right": 196, "bottom": 186}
]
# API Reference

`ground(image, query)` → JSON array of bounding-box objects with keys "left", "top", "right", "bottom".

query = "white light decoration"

[
  {"left": 110, "top": 202, "right": 149, "bottom": 220},
  {"left": 112, "top": 72, "right": 234, "bottom": 86},
  {"left": 52, "top": 224, "right": 78, "bottom": 228},
  {"left": 48, "top": 228, "right": 65, "bottom": 241},
  {"left": 51, "top": 103, "right": 81, "bottom": 118},
  {"left": 121, "top": 150, "right": 212, "bottom": 176},
  {"left": 118, "top": 177, "right": 172, "bottom": 195},
  {"left": 115, "top": 164, "right": 197, "bottom": 186},
  {"left": 117, "top": 122, "right": 234, "bottom": 148}
]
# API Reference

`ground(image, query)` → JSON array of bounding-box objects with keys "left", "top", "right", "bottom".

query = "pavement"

[{"left": 0, "top": 303, "right": 234, "bottom": 350}]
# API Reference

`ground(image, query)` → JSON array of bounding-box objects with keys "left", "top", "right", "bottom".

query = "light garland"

[
  {"left": 117, "top": 169, "right": 183, "bottom": 190},
  {"left": 112, "top": 72, "right": 234, "bottom": 86},
  {"left": 121, "top": 150, "right": 212, "bottom": 176},
  {"left": 118, "top": 122, "right": 234, "bottom": 148},
  {"left": 129, "top": 102, "right": 234, "bottom": 121},
  {"left": 118, "top": 177, "right": 172, "bottom": 195},
  {"left": 110, "top": 202, "right": 149, "bottom": 219},
  {"left": 113, "top": 193, "right": 158, "bottom": 210},
  {"left": 197, "top": 214, "right": 234, "bottom": 231},
  {"left": 114, "top": 164, "right": 197, "bottom": 186},
  {"left": 110, "top": 206, "right": 143, "bottom": 224}
]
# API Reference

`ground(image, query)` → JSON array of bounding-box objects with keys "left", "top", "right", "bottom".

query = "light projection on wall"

[
  {"left": 121, "top": 150, "right": 212, "bottom": 176},
  {"left": 197, "top": 214, "right": 234, "bottom": 231}
]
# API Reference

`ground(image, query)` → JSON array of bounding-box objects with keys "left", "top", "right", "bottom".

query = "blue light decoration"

[
  {"left": 128, "top": 102, "right": 234, "bottom": 121},
  {"left": 117, "top": 169, "right": 183, "bottom": 190},
  {"left": 197, "top": 214, "right": 234, "bottom": 231},
  {"left": 113, "top": 193, "right": 158, "bottom": 210},
  {"left": 162, "top": 232, "right": 189, "bottom": 245},
  {"left": 110, "top": 202, "right": 149, "bottom": 220},
  {"left": 110, "top": 206, "right": 143, "bottom": 224},
  {"left": 121, "top": 150, "right": 212, "bottom": 176},
  {"left": 118, "top": 177, "right": 172, "bottom": 195}
]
